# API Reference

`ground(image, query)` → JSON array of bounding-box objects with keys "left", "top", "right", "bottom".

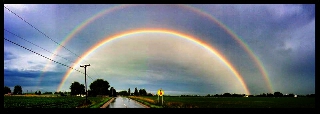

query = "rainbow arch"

[
  {"left": 57, "top": 29, "right": 251, "bottom": 95},
  {"left": 43, "top": 4, "right": 273, "bottom": 94}
]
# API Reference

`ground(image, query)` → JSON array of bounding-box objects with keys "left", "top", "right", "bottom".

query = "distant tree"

[
  {"left": 139, "top": 88, "right": 147, "bottom": 96},
  {"left": 118, "top": 90, "right": 128, "bottom": 96},
  {"left": 223, "top": 93, "right": 231, "bottom": 97},
  {"left": 38, "top": 91, "right": 41, "bottom": 95},
  {"left": 89, "top": 79, "right": 110, "bottom": 96},
  {"left": 35, "top": 91, "right": 38, "bottom": 95},
  {"left": 306, "top": 94, "right": 315, "bottom": 97},
  {"left": 44, "top": 92, "right": 53, "bottom": 94},
  {"left": 4, "top": 86, "right": 11, "bottom": 94},
  {"left": 60, "top": 92, "right": 67, "bottom": 97},
  {"left": 267, "top": 93, "right": 274, "bottom": 97},
  {"left": 142, "top": 89, "right": 146, "bottom": 96},
  {"left": 109, "top": 87, "right": 114, "bottom": 97},
  {"left": 213, "top": 94, "right": 220, "bottom": 97},
  {"left": 147, "top": 93, "right": 153, "bottom": 96},
  {"left": 128, "top": 88, "right": 131, "bottom": 96},
  {"left": 13, "top": 85, "right": 22, "bottom": 95},
  {"left": 112, "top": 88, "right": 117, "bottom": 97},
  {"left": 274, "top": 92, "right": 283, "bottom": 97},
  {"left": 284, "top": 93, "right": 294, "bottom": 97},
  {"left": 108, "top": 87, "right": 117, "bottom": 97},
  {"left": 134, "top": 87, "right": 139, "bottom": 96},
  {"left": 70, "top": 81, "right": 85, "bottom": 96},
  {"left": 257, "top": 93, "right": 267, "bottom": 97}
]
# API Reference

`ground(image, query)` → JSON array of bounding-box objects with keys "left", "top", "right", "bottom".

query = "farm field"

[
  {"left": 128, "top": 96, "right": 315, "bottom": 108},
  {"left": 4, "top": 95, "right": 111, "bottom": 108}
]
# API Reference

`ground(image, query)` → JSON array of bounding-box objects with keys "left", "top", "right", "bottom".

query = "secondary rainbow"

[
  {"left": 57, "top": 29, "right": 251, "bottom": 95},
  {"left": 178, "top": 4, "right": 273, "bottom": 93},
  {"left": 47, "top": 4, "right": 272, "bottom": 93}
]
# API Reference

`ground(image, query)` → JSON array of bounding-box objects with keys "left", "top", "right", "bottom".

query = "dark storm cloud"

[{"left": 4, "top": 69, "right": 64, "bottom": 87}]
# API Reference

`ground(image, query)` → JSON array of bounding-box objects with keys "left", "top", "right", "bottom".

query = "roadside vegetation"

[
  {"left": 4, "top": 96, "right": 112, "bottom": 108},
  {"left": 128, "top": 96, "right": 315, "bottom": 108}
]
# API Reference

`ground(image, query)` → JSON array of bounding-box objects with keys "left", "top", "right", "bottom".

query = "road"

[{"left": 107, "top": 96, "right": 147, "bottom": 108}]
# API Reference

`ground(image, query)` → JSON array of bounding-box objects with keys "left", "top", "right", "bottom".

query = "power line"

[
  {"left": 5, "top": 29, "right": 97, "bottom": 81},
  {"left": 4, "top": 5, "right": 99, "bottom": 81},
  {"left": 4, "top": 5, "right": 83, "bottom": 61},
  {"left": 4, "top": 29, "right": 76, "bottom": 65},
  {"left": 4, "top": 37, "right": 95, "bottom": 80}
]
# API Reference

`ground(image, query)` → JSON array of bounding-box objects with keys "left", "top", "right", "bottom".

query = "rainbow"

[
  {"left": 57, "top": 29, "right": 251, "bottom": 95},
  {"left": 45, "top": 4, "right": 272, "bottom": 93},
  {"left": 178, "top": 4, "right": 273, "bottom": 93}
]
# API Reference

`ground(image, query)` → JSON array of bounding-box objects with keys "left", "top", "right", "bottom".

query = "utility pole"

[{"left": 80, "top": 64, "right": 90, "bottom": 104}]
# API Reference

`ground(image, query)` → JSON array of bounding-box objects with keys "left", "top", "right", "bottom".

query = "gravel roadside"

[{"left": 100, "top": 97, "right": 115, "bottom": 108}]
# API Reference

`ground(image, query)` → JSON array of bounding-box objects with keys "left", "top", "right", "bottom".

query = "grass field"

[
  {"left": 4, "top": 95, "right": 315, "bottom": 108},
  {"left": 128, "top": 96, "right": 315, "bottom": 108},
  {"left": 4, "top": 95, "right": 111, "bottom": 108}
]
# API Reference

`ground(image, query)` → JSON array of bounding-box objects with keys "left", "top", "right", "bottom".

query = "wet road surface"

[{"left": 107, "top": 96, "right": 146, "bottom": 108}]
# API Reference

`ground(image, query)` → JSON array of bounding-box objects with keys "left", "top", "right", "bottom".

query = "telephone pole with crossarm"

[{"left": 80, "top": 64, "right": 90, "bottom": 104}]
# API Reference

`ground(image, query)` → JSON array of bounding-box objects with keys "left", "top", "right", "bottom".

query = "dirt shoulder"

[{"left": 100, "top": 97, "right": 115, "bottom": 108}]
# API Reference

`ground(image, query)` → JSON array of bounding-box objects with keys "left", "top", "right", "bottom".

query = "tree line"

[
  {"left": 117, "top": 87, "right": 153, "bottom": 96},
  {"left": 4, "top": 83, "right": 315, "bottom": 98},
  {"left": 3, "top": 78, "right": 117, "bottom": 97},
  {"left": 4, "top": 79, "right": 153, "bottom": 97}
]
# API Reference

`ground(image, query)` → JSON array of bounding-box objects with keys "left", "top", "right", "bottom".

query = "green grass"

[
  {"left": 127, "top": 96, "right": 162, "bottom": 108},
  {"left": 129, "top": 96, "right": 315, "bottom": 108},
  {"left": 4, "top": 96, "right": 84, "bottom": 108},
  {"left": 88, "top": 97, "right": 112, "bottom": 108},
  {"left": 4, "top": 96, "right": 112, "bottom": 108},
  {"left": 5, "top": 95, "right": 314, "bottom": 108}
]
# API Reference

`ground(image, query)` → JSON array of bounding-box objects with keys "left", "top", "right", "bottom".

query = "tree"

[
  {"left": 112, "top": 88, "right": 117, "bottom": 97},
  {"left": 109, "top": 87, "right": 117, "bottom": 97},
  {"left": 139, "top": 88, "right": 147, "bottom": 96},
  {"left": 118, "top": 90, "right": 128, "bottom": 96},
  {"left": 70, "top": 81, "right": 85, "bottom": 96},
  {"left": 222, "top": 93, "right": 231, "bottom": 97},
  {"left": 134, "top": 87, "right": 139, "bottom": 96},
  {"left": 4, "top": 86, "right": 11, "bottom": 95},
  {"left": 89, "top": 79, "right": 110, "bottom": 96},
  {"left": 274, "top": 92, "right": 283, "bottom": 97},
  {"left": 34, "top": 91, "right": 42, "bottom": 95},
  {"left": 43, "top": 92, "right": 53, "bottom": 94},
  {"left": 128, "top": 88, "right": 131, "bottom": 96},
  {"left": 109, "top": 87, "right": 114, "bottom": 97},
  {"left": 13, "top": 85, "right": 22, "bottom": 95}
]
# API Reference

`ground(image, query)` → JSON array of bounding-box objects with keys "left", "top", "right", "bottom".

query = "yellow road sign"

[{"left": 157, "top": 89, "right": 164, "bottom": 96}]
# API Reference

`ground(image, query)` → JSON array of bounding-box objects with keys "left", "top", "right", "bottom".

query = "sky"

[{"left": 3, "top": 4, "right": 315, "bottom": 96}]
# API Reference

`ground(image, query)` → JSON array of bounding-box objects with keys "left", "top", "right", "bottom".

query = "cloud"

[
  {"left": 4, "top": 4, "right": 315, "bottom": 95},
  {"left": 4, "top": 69, "right": 62, "bottom": 86},
  {"left": 4, "top": 47, "right": 57, "bottom": 72}
]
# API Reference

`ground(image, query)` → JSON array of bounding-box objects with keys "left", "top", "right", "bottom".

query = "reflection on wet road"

[{"left": 107, "top": 96, "right": 146, "bottom": 108}]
